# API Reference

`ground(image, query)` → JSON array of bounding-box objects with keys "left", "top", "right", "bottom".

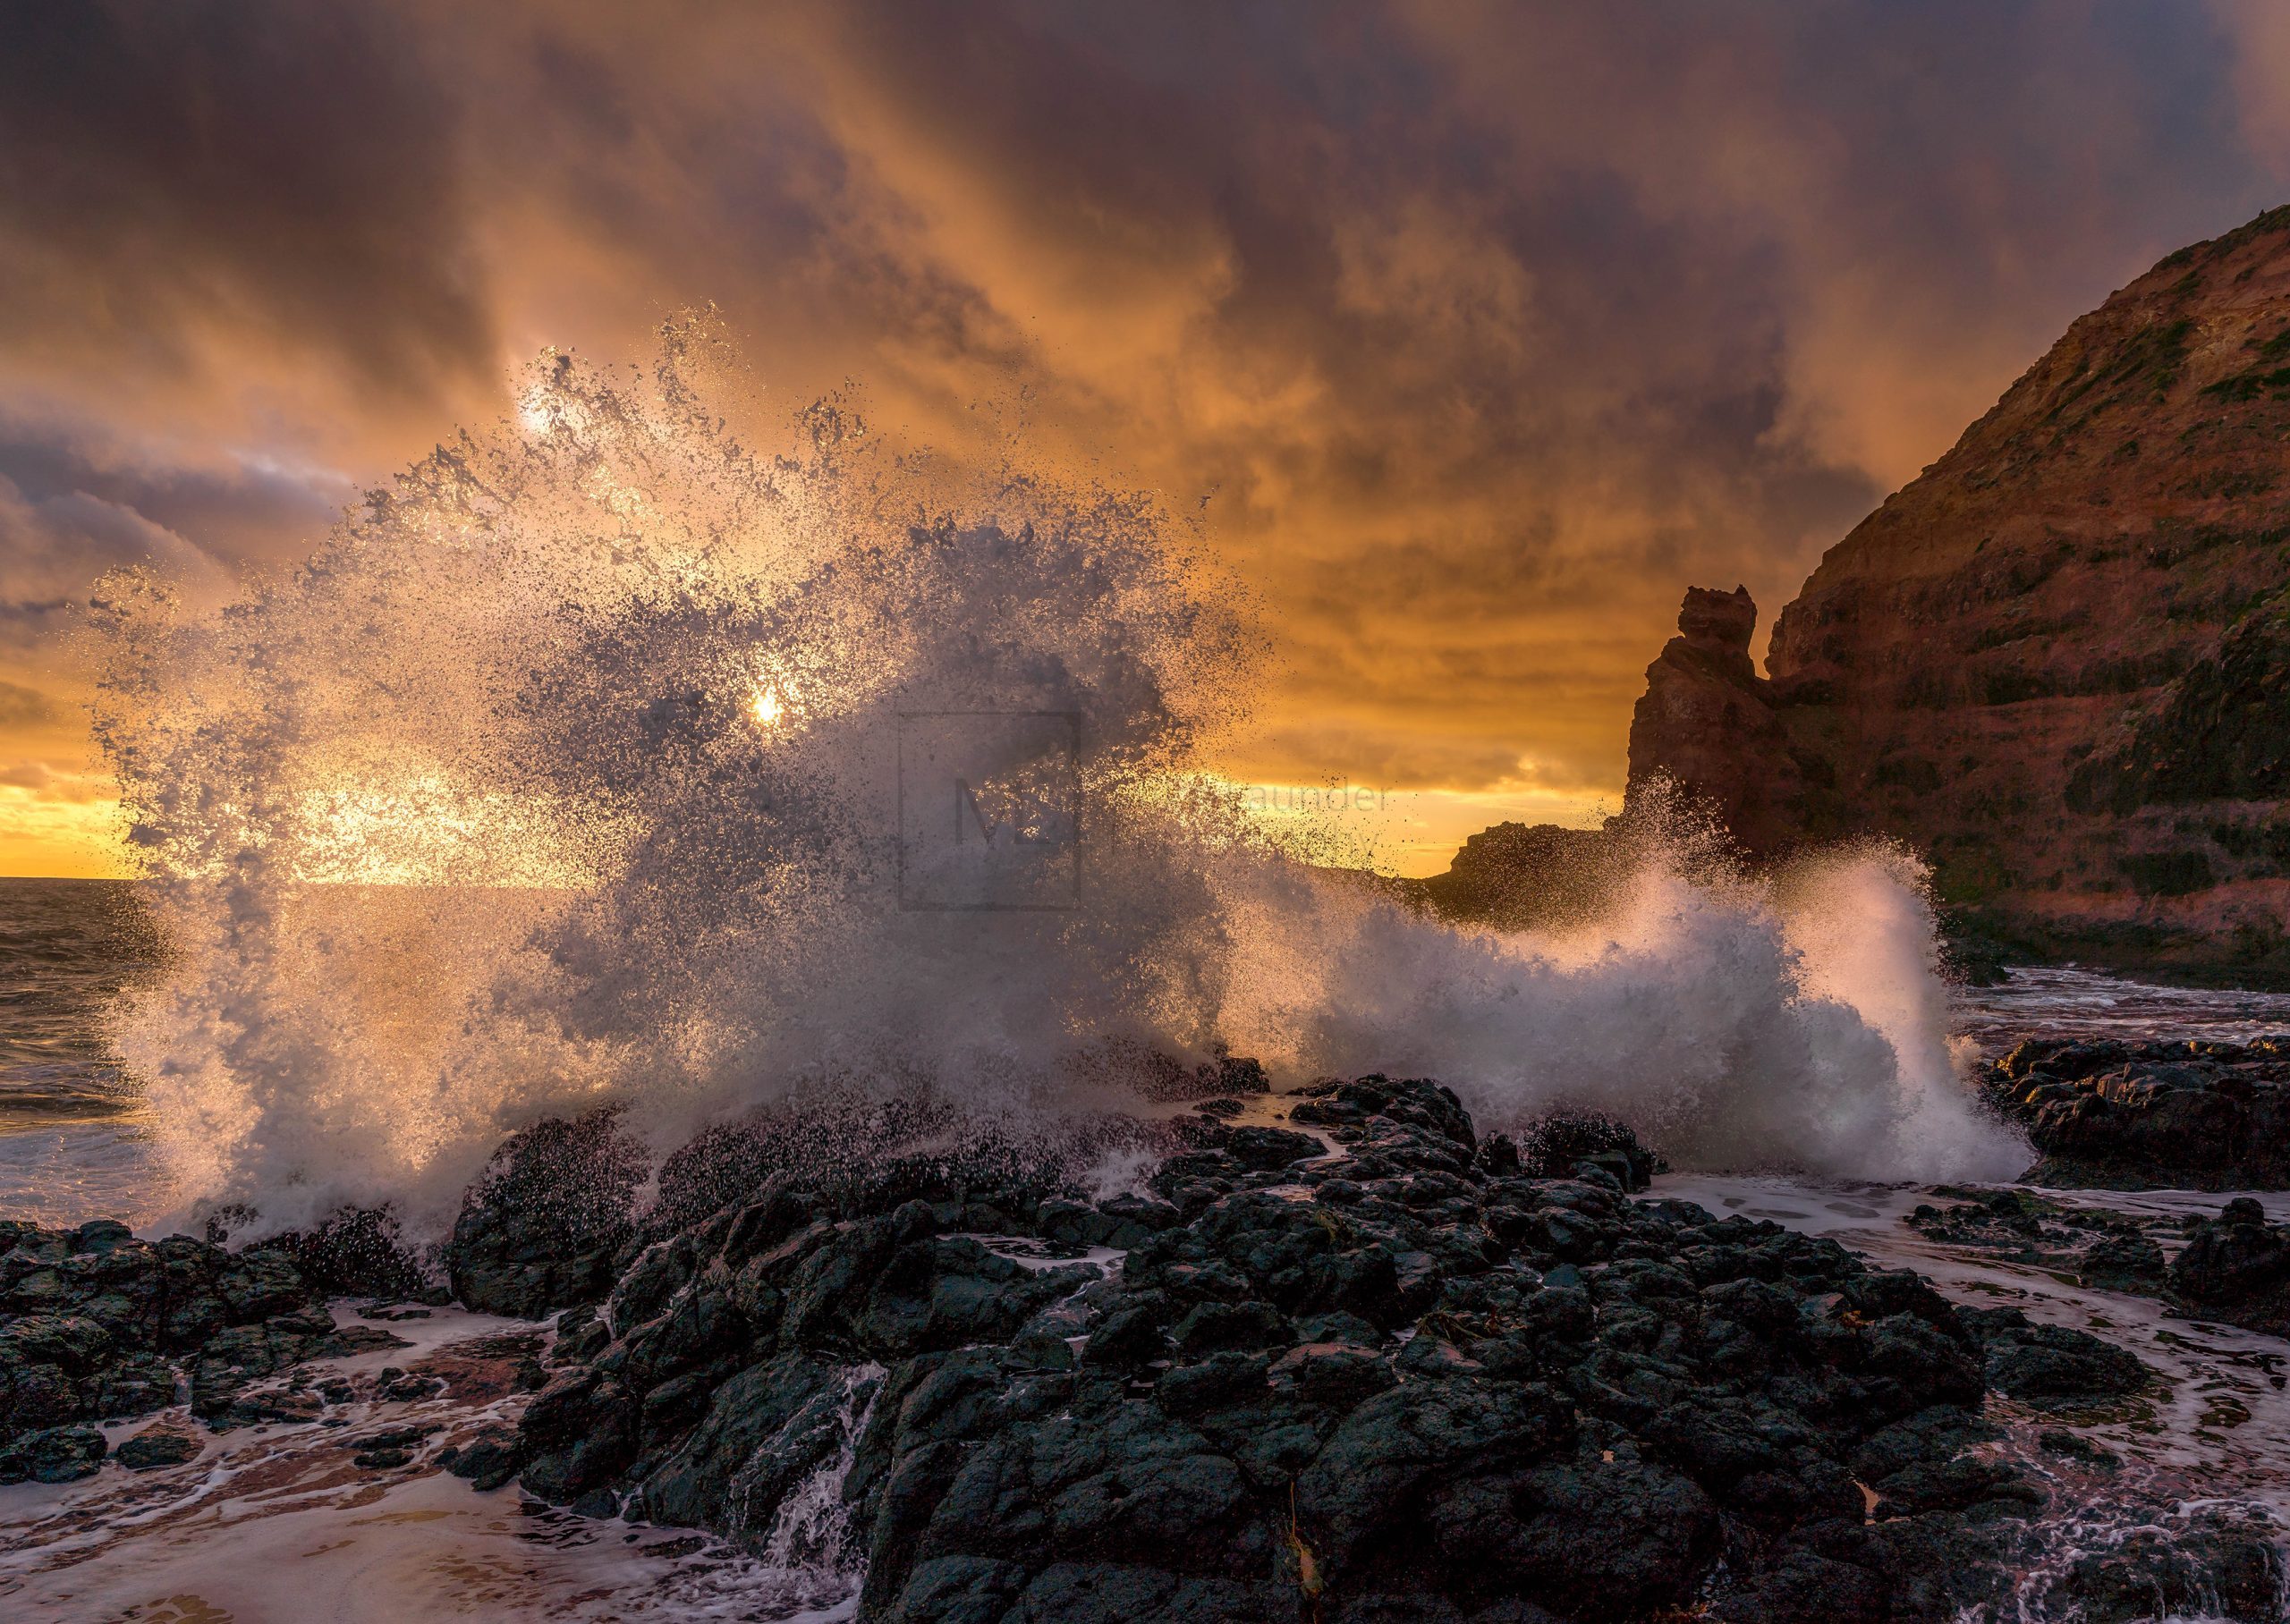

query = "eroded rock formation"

[
  {"left": 1624, "top": 206, "right": 2290, "bottom": 977},
  {"left": 1624, "top": 585, "right": 1836, "bottom": 855}
]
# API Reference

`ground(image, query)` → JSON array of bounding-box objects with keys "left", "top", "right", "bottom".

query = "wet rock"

[
  {"left": 444, "top": 1429, "right": 526, "bottom": 1492},
  {"left": 1429, "top": 1456, "right": 1720, "bottom": 1617},
  {"left": 2048, "top": 1512, "right": 2286, "bottom": 1624},
  {"left": 2167, "top": 1196, "right": 2290, "bottom": 1334},
  {"left": 115, "top": 1425, "right": 199, "bottom": 1469},
  {"left": 323, "top": 1324, "right": 412, "bottom": 1358},
  {"left": 1911, "top": 1190, "right": 2173, "bottom": 1305},
  {"left": 2033, "top": 1427, "right": 2118, "bottom": 1470},
  {"left": 269, "top": 1207, "right": 445, "bottom": 1303},
  {"left": 1982, "top": 1036, "right": 2290, "bottom": 1188},
  {"left": 191, "top": 1317, "right": 334, "bottom": 1420},
  {"left": 1516, "top": 1114, "right": 1658, "bottom": 1192},
  {"left": 628, "top": 1352, "right": 851, "bottom": 1529},
  {"left": 0, "top": 1421, "right": 106, "bottom": 1483},
  {"left": 509, "top": 1074, "right": 2034, "bottom": 1622},
  {"left": 0, "top": 1217, "right": 329, "bottom": 1443},
  {"left": 2079, "top": 1229, "right": 2168, "bottom": 1290},
  {"left": 1270, "top": 1341, "right": 1395, "bottom": 1408},
  {"left": 1224, "top": 1126, "right": 1322, "bottom": 1171},
  {"left": 442, "top": 1109, "right": 648, "bottom": 1318},
  {"left": 344, "top": 1423, "right": 434, "bottom": 1451},
  {"left": 236, "top": 1385, "right": 327, "bottom": 1424},
  {"left": 1154, "top": 1349, "right": 1268, "bottom": 1416},
  {"left": 550, "top": 1301, "right": 612, "bottom": 1366},
  {"left": 1081, "top": 1296, "right": 1172, "bottom": 1370},
  {"left": 377, "top": 1368, "right": 445, "bottom": 1402},
  {"left": 1955, "top": 1306, "right": 2151, "bottom": 1405}
]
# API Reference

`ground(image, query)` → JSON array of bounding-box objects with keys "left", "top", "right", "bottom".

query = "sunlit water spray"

[{"left": 83, "top": 318, "right": 2027, "bottom": 1239}]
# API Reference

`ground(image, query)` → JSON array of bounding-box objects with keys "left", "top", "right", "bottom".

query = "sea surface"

[
  {"left": 0, "top": 879, "right": 164, "bottom": 1226},
  {"left": 1955, "top": 961, "right": 2290, "bottom": 1049}
]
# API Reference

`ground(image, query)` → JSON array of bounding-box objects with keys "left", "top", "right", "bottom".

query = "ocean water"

[
  {"left": 0, "top": 878, "right": 165, "bottom": 1226},
  {"left": 1957, "top": 963, "right": 2290, "bottom": 1050}
]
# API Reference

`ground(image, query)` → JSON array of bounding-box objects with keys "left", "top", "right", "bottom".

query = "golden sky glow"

[{"left": 6, "top": 2, "right": 2290, "bottom": 876}]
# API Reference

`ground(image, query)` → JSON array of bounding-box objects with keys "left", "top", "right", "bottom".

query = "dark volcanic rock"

[
  {"left": 445, "top": 1429, "right": 527, "bottom": 1492},
  {"left": 1514, "top": 1113, "right": 1658, "bottom": 1192},
  {"left": 510, "top": 1073, "right": 2035, "bottom": 1622},
  {"left": 1955, "top": 1307, "right": 2152, "bottom": 1405},
  {"left": 2046, "top": 1510, "right": 2287, "bottom": 1624},
  {"left": 2168, "top": 1196, "right": 2290, "bottom": 1334},
  {"left": 0, "top": 1421, "right": 106, "bottom": 1483},
  {"left": 114, "top": 1424, "right": 199, "bottom": 1469},
  {"left": 1907, "top": 1190, "right": 2167, "bottom": 1291},
  {"left": 442, "top": 1108, "right": 648, "bottom": 1317},
  {"left": 0, "top": 1216, "right": 338, "bottom": 1445},
  {"left": 1980, "top": 1035, "right": 2290, "bottom": 1188},
  {"left": 270, "top": 1206, "right": 445, "bottom": 1304}
]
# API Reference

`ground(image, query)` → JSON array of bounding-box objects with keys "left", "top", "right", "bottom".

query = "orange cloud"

[{"left": 0, "top": 1, "right": 2282, "bottom": 875}]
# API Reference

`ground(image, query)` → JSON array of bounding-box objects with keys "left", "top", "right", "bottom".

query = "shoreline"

[{"left": 13, "top": 1070, "right": 2287, "bottom": 1621}]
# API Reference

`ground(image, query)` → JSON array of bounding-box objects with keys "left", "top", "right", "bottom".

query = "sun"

[{"left": 751, "top": 682, "right": 785, "bottom": 729}]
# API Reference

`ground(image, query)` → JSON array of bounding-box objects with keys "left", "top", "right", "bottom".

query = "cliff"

[{"left": 1626, "top": 205, "right": 2290, "bottom": 979}]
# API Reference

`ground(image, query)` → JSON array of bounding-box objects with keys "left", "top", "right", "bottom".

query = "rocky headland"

[{"left": 1436, "top": 206, "right": 2290, "bottom": 984}]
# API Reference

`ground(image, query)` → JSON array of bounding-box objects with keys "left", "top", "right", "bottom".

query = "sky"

[{"left": 4, "top": 1, "right": 2290, "bottom": 876}]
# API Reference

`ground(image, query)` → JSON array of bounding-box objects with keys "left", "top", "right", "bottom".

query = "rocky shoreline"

[
  {"left": 1982, "top": 1035, "right": 2290, "bottom": 1188},
  {"left": 500, "top": 1075, "right": 2054, "bottom": 1622},
  {"left": 9, "top": 1069, "right": 2290, "bottom": 1620},
  {"left": 0, "top": 1214, "right": 419, "bottom": 1484}
]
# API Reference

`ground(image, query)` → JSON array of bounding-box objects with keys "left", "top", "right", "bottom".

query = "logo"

[{"left": 896, "top": 711, "right": 1081, "bottom": 909}]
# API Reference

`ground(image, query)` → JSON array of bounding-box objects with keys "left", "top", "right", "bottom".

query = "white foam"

[{"left": 83, "top": 323, "right": 2026, "bottom": 1237}]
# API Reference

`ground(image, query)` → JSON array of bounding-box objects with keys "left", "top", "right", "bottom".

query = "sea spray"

[
  {"left": 86, "top": 318, "right": 2027, "bottom": 1235},
  {"left": 1204, "top": 824, "right": 2027, "bottom": 1182}
]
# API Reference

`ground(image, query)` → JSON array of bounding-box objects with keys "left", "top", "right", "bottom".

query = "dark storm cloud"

[
  {"left": 0, "top": 0, "right": 491, "bottom": 406},
  {"left": 0, "top": 471, "right": 225, "bottom": 651},
  {"left": 0, "top": 0, "right": 2286, "bottom": 867},
  {"left": 0, "top": 416, "right": 345, "bottom": 565}
]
